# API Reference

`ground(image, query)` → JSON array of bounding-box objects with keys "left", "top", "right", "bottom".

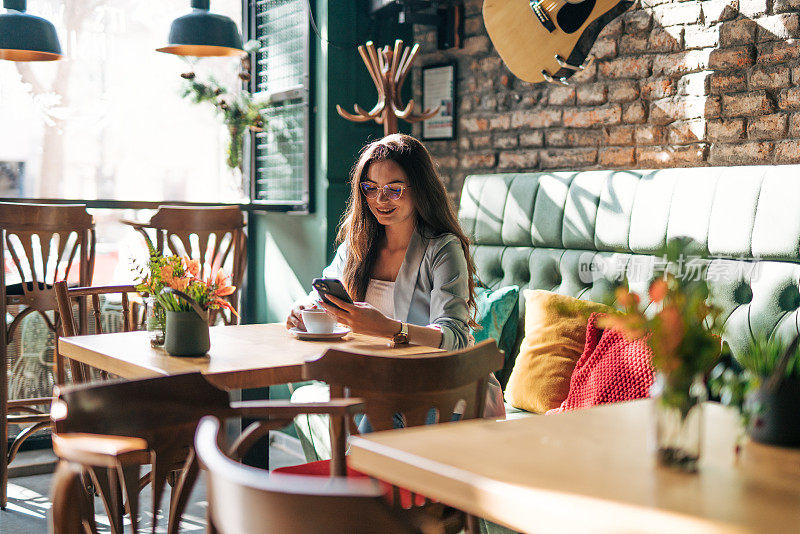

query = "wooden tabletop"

[
  {"left": 58, "top": 323, "right": 442, "bottom": 391},
  {"left": 349, "top": 400, "right": 800, "bottom": 534}
]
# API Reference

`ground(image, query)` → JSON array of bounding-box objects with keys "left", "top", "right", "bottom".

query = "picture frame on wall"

[{"left": 422, "top": 63, "right": 456, "bottom": 140}]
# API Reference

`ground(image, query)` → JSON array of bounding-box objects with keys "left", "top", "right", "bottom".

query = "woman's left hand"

[{"left": 320, "top": 295, "right": 398, "bottom": 339}]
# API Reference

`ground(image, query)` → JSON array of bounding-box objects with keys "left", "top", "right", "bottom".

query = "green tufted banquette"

[{"left": 458, "top": 166, "right": 800, "bottom": 365}]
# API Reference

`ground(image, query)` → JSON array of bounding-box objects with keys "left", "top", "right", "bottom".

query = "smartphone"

[{"left": 312, "top": 278, "right": 353, "bottom": 309}]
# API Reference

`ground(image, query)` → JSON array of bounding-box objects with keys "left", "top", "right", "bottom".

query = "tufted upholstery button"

[{"left": 733, "top": 283, "right": 753, "bottom": 305}]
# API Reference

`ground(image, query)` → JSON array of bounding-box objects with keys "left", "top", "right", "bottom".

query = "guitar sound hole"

[{"left": 556, "top": 0, "right": 597, "bottom": 34}]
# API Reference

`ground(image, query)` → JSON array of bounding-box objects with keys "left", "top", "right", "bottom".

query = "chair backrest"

[
  {"left": 141, "top": 205, "right": 246, "bottom": 324},
  {"left": 195, "top": 416, "right": 424, "bottom": 534},
  {"left": 303, "top": 340, "right": 504, "bottom": 432},
  {"left": 54, "top": 280, "right": 139, "bottom": 383},
  {"left": 1, "top": 202, "right": 95, "bottom": 384}
]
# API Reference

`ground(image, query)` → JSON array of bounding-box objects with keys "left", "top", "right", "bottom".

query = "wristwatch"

[{"left": 392, "top": 322, "right": 409, "bottom": 345}]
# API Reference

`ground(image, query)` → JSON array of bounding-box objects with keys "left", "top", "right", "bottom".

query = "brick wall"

[{"left": 410, "top": 0, "right": 800, "bottom": 202}]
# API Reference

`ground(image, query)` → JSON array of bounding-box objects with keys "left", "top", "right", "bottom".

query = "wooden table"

[
  {"left": 349, "top": 400, "right": 800, "bottom": 534},
  {"left": 58, "top": 323, "right": 442, "bottom": 391}
]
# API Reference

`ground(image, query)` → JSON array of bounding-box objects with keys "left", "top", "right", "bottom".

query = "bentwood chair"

[
  {"left": 195, "top": 416, "right": 444, "bottom": 534},
  {"left": 275, "top": 340, "right": 505, "bottom": 533},
  {"left": 0, "top": 202, "right": 94, "bottom": 509},
  {"left": 122, "top": 205, "right": 246, "bottom": 325}
]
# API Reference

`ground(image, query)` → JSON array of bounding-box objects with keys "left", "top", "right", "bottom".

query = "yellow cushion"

[{"left": 504, "top": 290, "right": 610, "bottom": 413}]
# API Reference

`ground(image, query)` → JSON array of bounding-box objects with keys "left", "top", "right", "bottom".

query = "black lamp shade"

[
  {"left": 0, "top": 0, "right": 62, "bottom": 62},
  {"left": 157, "top": 1, "right": 244, "bottom": 57}
]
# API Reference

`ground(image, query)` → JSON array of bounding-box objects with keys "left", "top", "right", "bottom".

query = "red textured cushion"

[
  {"left": 274, "top": 459, "right": 427, "bottom": 508},
  {"left": 547, "top": 313, "right": 654, "bottom": 414}
]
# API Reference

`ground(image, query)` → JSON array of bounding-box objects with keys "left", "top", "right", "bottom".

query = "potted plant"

[
  {"left": 604, "top": 238, "right": 723, "bottom": 471},
  {"left": 710, "top": 335, "right": 800, "bottom": 448}
]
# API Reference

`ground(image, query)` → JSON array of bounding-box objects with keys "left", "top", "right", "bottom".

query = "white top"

[{"left": 365, "top": 279, "right": 395, "bottom": 319}]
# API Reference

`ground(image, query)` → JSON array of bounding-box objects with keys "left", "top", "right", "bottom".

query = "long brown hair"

[{"left": 337, "top": 134, "right": 478, "bottom": 326}]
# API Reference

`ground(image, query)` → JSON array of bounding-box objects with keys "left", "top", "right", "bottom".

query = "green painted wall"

[{"left": 247, "top": 1, "right": 412, "bottom": 324}]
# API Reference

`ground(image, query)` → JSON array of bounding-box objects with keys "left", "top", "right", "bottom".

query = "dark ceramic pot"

[
  {"left": 165, "top": 310, "right": 210, "bottom": 357},
  {"left": 748, "top": 377, "right": 800, "bottom": 447}
]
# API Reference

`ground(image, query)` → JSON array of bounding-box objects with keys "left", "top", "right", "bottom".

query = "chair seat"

[
  {"left": 53, "top": 433, "right": 150, "bottom": 467},
  {"left": 273, "top": 459, "right": 427, "bottom": 508}
]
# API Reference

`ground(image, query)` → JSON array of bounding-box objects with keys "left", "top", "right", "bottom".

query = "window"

[{"left": 247, "top": 0, "right": 311, "bottom": 211}]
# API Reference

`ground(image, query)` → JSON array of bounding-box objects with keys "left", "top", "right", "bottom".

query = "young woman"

[
  {"left": 287, "top": 134, "right": 503, "bottom": 461},
  {"left": 286, "top": 133, "right": 478, "bottom": 351}
]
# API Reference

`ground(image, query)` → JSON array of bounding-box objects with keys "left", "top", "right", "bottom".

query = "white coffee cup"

[{"left": 301, "top": 308, "right": 337, "bottom": 334}]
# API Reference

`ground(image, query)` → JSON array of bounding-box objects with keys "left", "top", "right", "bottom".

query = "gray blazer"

[{"left": 319, "top": 229, "right": 472, "bottom": 351}]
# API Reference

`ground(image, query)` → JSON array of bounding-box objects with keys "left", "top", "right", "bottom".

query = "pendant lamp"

[
  {"left": 0, "top": 0, "right": 62, "bottom": 62},
  {"left": 157, "top": 0, "right": 244, "bottom": 57}
]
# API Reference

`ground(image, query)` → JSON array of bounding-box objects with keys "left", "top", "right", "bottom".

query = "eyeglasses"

[{"left": 359, "top": 182, "right": 411, "bottom": 200}]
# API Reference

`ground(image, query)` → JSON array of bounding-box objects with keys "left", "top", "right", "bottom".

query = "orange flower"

[
  {"left": 172, "top": 277, "right": 190, "bottom": 291},
  {"left": 615, "top": 287, "right": 640, "bottom": 308},
  {"left": 186, "top": 258, "right": 201, "bottom": 277},
  {"left": 161, "top": 265, "right": 175, "bottom": 285},
  {"left": 649, "top": 279, "right": 668, "bottom": 303},
  {"left": 216, "top": 285, "right": 236, "bottom": 297}
]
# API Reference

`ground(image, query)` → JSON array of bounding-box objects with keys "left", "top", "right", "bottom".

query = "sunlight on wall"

[{"left": 263, "top": 231, "right": 308, "bottom": 320}]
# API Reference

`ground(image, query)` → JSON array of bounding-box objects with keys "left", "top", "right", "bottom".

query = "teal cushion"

[{"left": 471, "top": 283, "right": 520, "bottom": 380}]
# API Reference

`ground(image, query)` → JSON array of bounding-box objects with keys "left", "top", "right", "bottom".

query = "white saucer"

[{"left": 289, "top": 326, "right": 351, "bottom": 341}]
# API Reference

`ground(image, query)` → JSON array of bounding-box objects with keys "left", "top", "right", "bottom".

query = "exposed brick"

[
  {"left": 498, "top": 150, "right": 538, "bottom": 169},
  {"left": 637, "top": 144, "right": 708, "bottom": 166},
  {"left": 678, "top": 72, "right": 711, "bottom": 96},
  {"left": 668, "top": 119, "right": 706, "bottom": 144},
  {"left": 471, "top": 135, "right": 492, "bottom": 149},
  {"left": 462, "top": 152, "right": 497, "bottom": 169},
  {"left": 600, "top": 147, "right": 636, "bottom": 167},
  {"left": 707, "top": 118, "right": 746, "bottom": 141},
  {"left": 489, "top": 114, "right": 511, "bottom": 130},
  {"left": 684, "top": 26, "right": 719, "bottom": 49},
  {"left": 794, "top": 65, "right": 800, "bottom": 84},
  {"left": 758, "top": 41, "right": 800, "bottom": 64},
  {"left": 774, "top": 0, "right": 800, "bottom": 13},
  {"left": 709, "top": 142, "right": 774, "bottom": 164},
  {"left": 577, "top": 84, "right": 608, "bottom": 106},
  {"left": 650, "top": 96, "right": 719, "bottom": 123},
  {"left": 709, "top": 72, "right": 748, "bottom": 94},
  {"left": 624, "top": 10, "right": 652, "bottom": 33},
  {"left": 592, "top": 38, "right": 617, "bottom": 60},
  {"left": 563, "top": 104, "right": 622, "bottom": 127},
  {"left": 461, "top": 35, "right": 492, "bottom": 55},
  {"left": 722, "top": 91, "right": 776, "bottom": 116},
  {"left": 494, "top": 134, "right": 518, "bottom": 149},
  {"left": 458, "top": 137, "right": 470, "bottom": 151},
  {"left": 775, "top": 139, "right": 800, "bottom": 162},
  {"left": 719, "top": 18, "right": 758, "bottom": 46},
  {"left": 778, "top": 86, "right": 800, "bottom": 110},
  {"left": 640, "top": 78, "right": 677, "bottom": 100},
  {"left": 604, "top": 125, "right": 635, "bottom": 145},
  {"left": 607, "top": 81, "right": 639, "bottom": 103},
  {"left": 511, "top": 109, "right": 562, "bottom": 129},
  {"left": 599, "top": 57, "right": 652, "bottom": 79},
  {"left": 462, "top": 117, "right": 489, "bottom": 133},
  {"left": 623, "top": 101, "right": 648, "bottom": 123},
  {"left": 756, "top": 14, "right": 800, "bottom": 41},
  {"left": 747, "top": 113, "right": 789, "bottom": 139},
  {"left": 634, "top": 125, "right": 666, "bottom": 144},
  {"left": 519, "top": 131, "right": 544, "bottom": 147},
  {"left": 652, "top": 3, "right": 703, "bottom": 26},
  {"left": 790, "top": 112, "right": 800, "bottom": 136},
  {"left": 749, "top": 65, "right": 791, "bottom": 90},
  {"left": 464, "top": 15, "right": 484, "bottom": 36},
  {"left": 708, "top": 46, "right": 755, "bottom": 70},
  {"left": 739, "top": 0, "right": 769, "bottom": 16},
  {"left": 652, "top": 49, "right": 712, "bottom": 77},
  {"left": 540, "top": 148, "right": 597, "bottom": 169},
  {"left": 600, "top": 17, "right": 624, "bottom": 38},
  {"left": 571, "top": 62, "right": 598, "bottom": 84},
  {"left": 620, "top": 33, "right": 650, "bottom": 55},
  {"left": 545, "top": 129, "right": 602, "bottom": 147},
  {"left": 479, "top": 95, "right": 498, "bottom": 111}
]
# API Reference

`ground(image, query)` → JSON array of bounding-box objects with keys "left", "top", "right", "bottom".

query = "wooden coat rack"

[{"left": 336, "top": 39, "right": 439, "bottom": 136}]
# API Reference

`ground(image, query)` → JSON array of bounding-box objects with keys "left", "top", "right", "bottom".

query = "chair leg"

[
  {"left": 117, "top": 464, "right": 141, "bottom": 534},
  {"left": 51, "top": 461, "right": 98, "bottom": 534},
  {"left": 1, "top": 343, "right": 7, "bottom": 510},
  {"left": 87, "top": 466, "right": 125, "bottom": 534},
  {"left": 167, "top": 449, "right": 200, "bottom": 534},
  {"left": 464, "top": 514, "right": 480, "bottom": 534}
]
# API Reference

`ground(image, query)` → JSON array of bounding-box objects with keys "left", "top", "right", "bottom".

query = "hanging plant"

[{"left": 178, "top": 40, "right": 269, "bottom": 171}]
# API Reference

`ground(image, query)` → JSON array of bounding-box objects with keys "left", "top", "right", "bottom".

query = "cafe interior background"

[{"left": 3, "top": 0, "right": 800, "bottom": 531}]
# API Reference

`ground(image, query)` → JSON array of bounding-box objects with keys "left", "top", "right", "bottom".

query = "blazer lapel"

[{"left": 393, "top": 229, "right": 427, "bottom": 321}]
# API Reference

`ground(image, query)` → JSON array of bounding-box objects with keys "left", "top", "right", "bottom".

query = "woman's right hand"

[{"left": 286, "top": 301, "right": 313, "bottom": 330}]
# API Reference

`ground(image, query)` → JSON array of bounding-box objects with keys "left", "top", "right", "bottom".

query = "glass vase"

[
  {"left": 651, "top": 372, "right": 707, "bottom": 472},
  {"left": 145, "top": 296, "right": 165, "bottom": 347}
]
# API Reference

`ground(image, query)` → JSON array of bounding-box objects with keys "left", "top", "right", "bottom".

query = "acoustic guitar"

[{"left": 483, "top": 0, "right": 634, "bottom": 84}]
